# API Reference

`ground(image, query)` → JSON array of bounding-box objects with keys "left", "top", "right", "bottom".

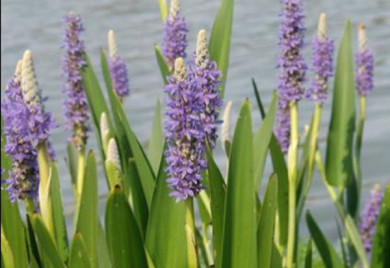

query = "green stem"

[
  {"left": 185, "top": 198, "right": 199, "bottom": 268},
  {"left": 37, "top": 142, "right": 55, "bottom": 237},
  {"left": 353, "top": 96, "right": 366, "bottom": 209},
  {"left": 286, "top": 103, "right": 299, "bottom": 268},
  {"left": 297, "top": 104, "right": 322, "bottom": 218},
  {"left": 76, "top": 147, "right": 86, "bottom": 200}
]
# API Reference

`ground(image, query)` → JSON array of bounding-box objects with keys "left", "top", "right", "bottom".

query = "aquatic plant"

[{"left": 1, "top": 1, "right": 388, "bottom": 268}]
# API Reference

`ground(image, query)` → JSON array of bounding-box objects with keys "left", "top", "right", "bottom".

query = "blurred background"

[{"left": 2, "top": 0, "right": 390, "bottom": 240}]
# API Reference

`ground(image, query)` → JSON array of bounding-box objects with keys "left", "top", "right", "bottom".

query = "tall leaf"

[
  {"left": 253, "top": 91, "right": 277, "bottom": 189},
  {"left": 154, "top": 45, "right": 170, "bottom": 84},
  {"left": 105, "top": 185, "right": 147, "bottom": 268},
  {"left": 209, "top": 0, "right": 234, "bottom": 97},
  {"left": 257, "top": 174, "right": 278, "bottom": 267},
  {"left": 325, "top": 20, "right": 356, "bottom": 188},
  {"left": 147, "top": 98, "right": 165, "bottom": 174},
  {"left": 69, "top": 233, "right": 92, "bottom": 268},
  {"left": 101, "top": 49, "right": 156, "bottom": 208},
  {"left": 145, "top": 151, "right": 187, "bottom": 268},
  {"left": 74, "top": 151, "right": 98, "bottom": 267},
  {"left": 306, "top": 211, "right": 343, "bottom": 267},
  {"left": 221, "top": 99, "right": 257, "bottom": 267},
  {"left": 206, "top": 142, "right": 226, "bottom": 267},
  {"left": 32, "top": 215, "right": 66, "bottom": 268}
]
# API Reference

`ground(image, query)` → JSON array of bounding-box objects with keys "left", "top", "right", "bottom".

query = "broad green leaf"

[
  {"left": 126, "top": 158, "right": 149, "bottom": 238},
  {"left": 154, "top": 44, "right": 170, "bottom": 84},
  {"left": 105, "top": 185, "right": 147, "bottom": 268},
  {"left": 221, "top": 99, "right": 257, "bottom": 267},
  {"left": 257, "top": 173, "right": 278, "bottom": 267},
  {"left": 145, "top": 151, "right": 187, "bottom": 268},
  {"left": 253, "top": 91, "right": 277, "bottom": 189},
  {"left": 0, "top": 190, "right": 28, "bottom": 268},
  {"left": 48, "top": 163, "right": 69, "bottom": 263},
  {"left": 156, "top": 0, "right": 168, "bottom": 22},
  {"left": 325, "top": 20, "right": 356, "bottom": 188},
  {"left": 271, "top": 243, "right": 282, "bottom": 268},
  {"left": 209, "top": 0, "right": 234, "bottom": 97},
  {"left": 206, "top": 142, "right": 226, "bottom": 267},
  {"left": 97, "top": 220, "right": 112, "bottom": 268},
  {"left": 147, "top": 98, "right": 165, "bottom": 174},
  {"left": 101, "top": 49, "right": 156, "bottom": 208},
  {"left": 1, "top": 227, "right": 15, "bottom": 268},
  {"left": 69, "top": 233, "right": 91, "bottom": 268},
  {"left": 306, "top": 211, "right": 343, "bottom": 268},
  {"left": 252, "top": 88, "right": 288, "bottom": 246},
  {"left": 74, "top": 151, "right": 98, "bottom": 267},
  {"left": 32, "top": 215, "right": 65, "bottom": 268},
  {"left": 371, "top": 183, "right": 390, "bottom": 268}
]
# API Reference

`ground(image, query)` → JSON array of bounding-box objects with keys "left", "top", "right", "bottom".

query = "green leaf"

[
  {"left": 97, "top": 220, "right": 112, "bottom": 268},
  {"left": 221, "top": 99, "right": 257, "bottom": 267},
  {"left": 74, "top": 151, "right": 98, "bottom": 267},
  {"left": 69, "top": 233, "right": 92, "bottom": 268},
  {"left": 81, "top": 53, "right": 113, "bottom": 134},
  {"left": 105, "top": 185, "right": 148, "bottom": 268},
  {"left": 126, "top": 158, "right": 149, "bottom": 238},
  {"left": 304, "top": 239, "right": 312, "bottom": 268},
  {"left": 344, "top": 215, "right": 369, "bottom": 267},
  {"left": 257, "top": 173, "right": 278, "bottom": 267},
  {"left": 101, "top": 49, "right": 156, "bottom": 209},
  {"left": 145, "top": 151, "right": 187, "bottom": 268},
  {"left": 154, "top": 44, "right": 170, "bottom": 84},
  {"left": 306, "top": 211, "right": 343, "bottom": 268},
  {"left": 26, "top": 215, "right": 42, "bottom": 268},
  {"left": 206, "top": 143, "right": 226, "bottom": 267},
  {"left": 252, "top": 89, "right": 288, "bottom": 246},
  {"left": 371, "top": 183, "right": 390, "bottom": 268},
  {"left": 156, "top": 0, "right": 168, "bottom": 22},
  {"left": 0, "top": 190, "right": 29, "bottom": 268},
  {"left": 32, "top": 215, "right": 66, "bottom": 268},
  {"left": 252, "top": 78, "right": 266, "bottom": 118},
  {"left": 253, "top": 91, "right": 277, "bottom": 189},
  {"left": 325, "top": 20, "right": 356, "bottom": 188},
  {"left": 1, "top": 227, "right": 15, "bottom": 268},
  {"left": 48, "top": 163, "right": 69, "bottom": 263},
  {"left": 209, "top": 0, "right": 235, "bottom": 97},
  {"left": 147, "top": 98, "right": 165, "bottom": 174}
]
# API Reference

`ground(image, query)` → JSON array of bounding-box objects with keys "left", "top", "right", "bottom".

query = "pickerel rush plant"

[{"left": 1, "top": 1, "right": 389, "bottom": 268}]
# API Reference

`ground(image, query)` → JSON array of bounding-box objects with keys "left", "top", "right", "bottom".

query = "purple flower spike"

[
  {"left": 360, "top": 184, "right": 383, "bottom": 258},
  {"left": 355, "top": 24, "right": 374, "bottom": 96},
  {"left": 21, "top": 51, "right": 57, "bottom": 150},
  {"left": 275, "top": 0, "right": 307, "bottom": 153},
  {"left": 189, "top": 30, "right": 223, "bottom": 148},
  {"left": 164, "top": 58, "right": 206, "bottom": 201},
  {"left": 1, "top": 61, "right": 40, "bottom": 202},
  {"left": 306, "top": 13, "right": 334, "bottom": 104},
  {"left": 62, "top": 12, "right": 90, "bottom": 149},
  {"left": 108, "top": 30, "right": 130, "bottom": 99},
  {"left": 162, "top": 0, "right": 188, "bottom": 68}
]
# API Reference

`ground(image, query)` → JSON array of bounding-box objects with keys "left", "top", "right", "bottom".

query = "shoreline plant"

[{"left": 1, "top": 1, "right": 388, "bottom": 268}]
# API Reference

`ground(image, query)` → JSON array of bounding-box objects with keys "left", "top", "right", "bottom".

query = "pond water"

[{"left": 2, "top": 0, "right": 390, "bottom": 241}]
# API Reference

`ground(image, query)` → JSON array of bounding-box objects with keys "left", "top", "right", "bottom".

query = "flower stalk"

[{"left": 185, "top": 198, "right": 199, "bottom": 268}]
